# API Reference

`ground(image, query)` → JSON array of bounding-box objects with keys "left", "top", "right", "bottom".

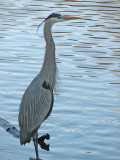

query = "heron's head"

[
  {"left": 45, "top": 13, "right": 64, "bottom": 24},
  {"left": 36, "top": 12, "right": 78, "bottom": 34},
  {"left": 45, "top": 12, "right": 76, "bottom": 24}
]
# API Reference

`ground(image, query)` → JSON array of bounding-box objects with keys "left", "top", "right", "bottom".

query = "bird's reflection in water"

[{"left": 29, "top": 133, "right": 50, "bottom": 160}]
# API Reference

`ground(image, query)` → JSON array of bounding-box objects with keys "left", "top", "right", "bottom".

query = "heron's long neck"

[{"left": 40, "top": 21, "right": 57, "bottom": 90}]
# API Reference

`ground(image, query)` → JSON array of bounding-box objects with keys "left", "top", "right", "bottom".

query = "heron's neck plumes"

[{"left": 40, "top": 20, "right": 57, "bottom": 90}]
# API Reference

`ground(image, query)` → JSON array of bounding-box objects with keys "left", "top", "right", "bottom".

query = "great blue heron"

[{"left": 18, "top": 12, "right": 74, "bottom": 159}]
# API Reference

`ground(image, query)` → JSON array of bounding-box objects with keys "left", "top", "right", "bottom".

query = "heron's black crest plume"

[
  {"left": 36, "top": 19, "right": 45, "bottom": 35},
  {"left": 46, "top": 13, "right": 62, "bottom": 20}
]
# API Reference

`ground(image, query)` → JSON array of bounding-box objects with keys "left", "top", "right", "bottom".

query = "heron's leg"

[{"left": 33, "top": 132, "right": 39, "bottom": 160}]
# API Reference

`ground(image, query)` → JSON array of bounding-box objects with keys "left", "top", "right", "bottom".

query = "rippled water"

[{"left": 0, "top": 0, "right": 120, "bottom": 160}]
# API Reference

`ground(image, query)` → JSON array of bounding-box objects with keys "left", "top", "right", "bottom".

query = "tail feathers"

[
  {"left": 20, "top": 128, "right": 31, "bottom": 145},
  {"left": 20, "top": 126, "right": 40, "bottom": 145}
]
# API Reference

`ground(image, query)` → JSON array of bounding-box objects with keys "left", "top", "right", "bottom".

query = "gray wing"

[{"left": 18, "top": 75, "right": 53, "bottom": 144}]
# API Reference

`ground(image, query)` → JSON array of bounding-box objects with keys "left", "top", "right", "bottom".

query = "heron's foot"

[
  {"left": 38, "top": 133, "right": 50, "bottom": 151},
  {"left": 38, "top": 133, "right": 50, "bottom": 141}
]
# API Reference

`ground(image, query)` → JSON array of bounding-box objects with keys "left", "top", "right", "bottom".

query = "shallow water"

[{"left": 0, "top": 0, "right": 120, "bottom": 160}]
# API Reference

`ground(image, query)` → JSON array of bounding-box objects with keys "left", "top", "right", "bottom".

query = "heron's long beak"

[{"left": 63, "top": 15, "right": 79, "bottom": 20}]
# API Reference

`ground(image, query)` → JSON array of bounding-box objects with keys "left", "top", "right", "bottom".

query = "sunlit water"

[{"left": 0, "top": 0, "right": 120, "bottom": 160}]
